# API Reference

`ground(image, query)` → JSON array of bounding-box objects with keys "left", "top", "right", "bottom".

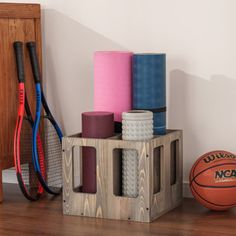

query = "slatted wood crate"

[{"left": 62, "top": 130, "right": 183, "bottom": 222}]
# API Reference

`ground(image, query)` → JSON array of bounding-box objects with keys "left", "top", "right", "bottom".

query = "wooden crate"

[
  {"left": 62, "top": 130, "right": 183, "bottom": 222},
  {"left": 0, "top": 3, "right": 42, "bottom": 202}
]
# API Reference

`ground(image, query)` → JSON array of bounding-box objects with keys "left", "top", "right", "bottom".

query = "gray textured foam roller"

[{"left": 122, "top": 110, "right": 153, "bottom": 197}]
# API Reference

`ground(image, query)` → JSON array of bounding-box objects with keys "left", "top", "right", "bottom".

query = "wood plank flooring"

[{"left": 0, "top": 184, "right": 235, "bottom": 236}]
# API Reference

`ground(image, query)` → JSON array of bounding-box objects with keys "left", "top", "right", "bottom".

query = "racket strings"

[
  {"left": 39, "top": 117, "right": 62, "bottom": 191},
  {"left": 20, "top": 118, "right": 40, "bottom": 195}
]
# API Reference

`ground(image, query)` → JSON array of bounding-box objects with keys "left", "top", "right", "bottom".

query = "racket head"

[
  {"left": 27, "top": 42, "right": 63, "bottom": 195},
  {"left": 33, "top": 113, "right": 62, "bottom": 195},
  {"left": 32, "top": 87, "right": 62, "bottom": 195}
]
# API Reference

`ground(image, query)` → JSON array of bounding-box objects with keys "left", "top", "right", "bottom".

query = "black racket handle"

[
  {"left": 26, "top": 42, "right": 41, "bottom": 84},
  {"left": 13, "top": 41, "right": 25, "bottom": 83}
]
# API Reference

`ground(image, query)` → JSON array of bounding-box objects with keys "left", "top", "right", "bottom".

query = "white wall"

[{"left": 4, "top": 1, "right": 236, "bottom": 193}]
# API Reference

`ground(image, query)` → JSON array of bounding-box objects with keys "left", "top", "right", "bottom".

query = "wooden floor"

[{"left": 0, "top": 184, "right": 235, "bottom": 236}]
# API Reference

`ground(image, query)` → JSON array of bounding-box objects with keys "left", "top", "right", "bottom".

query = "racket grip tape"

[
  {"left": 13, "top": 41, "right": 25, "bottom": 83},
  {"left": 26, "top": 42, "right": 41, "bottom": 84}
]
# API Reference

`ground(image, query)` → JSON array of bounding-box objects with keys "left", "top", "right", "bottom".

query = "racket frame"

[
  {"left": 27, "top": 42, "right": 63, "bottom": 195},
  {"left": 13, "top": 41, "right": 44, "bottom": 201}
]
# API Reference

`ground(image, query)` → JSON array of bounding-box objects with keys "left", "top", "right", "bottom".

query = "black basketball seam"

[
  {"left": 191, "top": 182, "right": 236, "bottom": 207},
  {"left": 192, "top": 151, "right": 234, "bottom": 178},
  {"left": 190, "top": 162, "right": 236, "bottom": 185},
  {"left": 190, "top": 151, "right": 219, "bottom": 182},
  {"left": 194, "top": 180, "right": 236, "bottom": 188},
  {"left": 191, "top": 151, "right": 222, "bottom": 176},
  {"left": 190, "top": 162, "right": 236, "bottom": 187}
]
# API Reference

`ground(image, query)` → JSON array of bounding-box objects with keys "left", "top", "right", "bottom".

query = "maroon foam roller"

[{"left": 82, "top": 111, "right": 114, "bottom": 193}]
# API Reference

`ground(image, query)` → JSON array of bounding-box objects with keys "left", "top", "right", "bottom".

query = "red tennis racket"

[{"left": 13, "top": 41, "right": 45, "bottom": 201}]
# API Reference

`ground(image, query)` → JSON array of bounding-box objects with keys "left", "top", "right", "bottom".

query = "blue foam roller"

[{"left": 132, "top": 54, "right": 166, "bottom": 135}]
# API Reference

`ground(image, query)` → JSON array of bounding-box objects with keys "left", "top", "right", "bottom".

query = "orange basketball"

[{"left": 189, "top": 150, "right": 236, "bottom": 211}]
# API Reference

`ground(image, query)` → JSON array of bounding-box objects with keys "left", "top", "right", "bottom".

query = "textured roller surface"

[
  {"left": 94, "top": 51, "right": 132, "bottom": 122},
  {"left": 122, "top": 149, "right": 139, "bottom": 197},
  {"left": 133, "top": 54, "right": 166, "bottom": 135},
  {"left": 122, "top": 111, "right": 153, "bottom": 197}
]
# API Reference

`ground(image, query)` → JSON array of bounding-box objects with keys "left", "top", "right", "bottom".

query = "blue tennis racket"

[{"left": 27, "top": 42, "right": 63, "bottom": 195}]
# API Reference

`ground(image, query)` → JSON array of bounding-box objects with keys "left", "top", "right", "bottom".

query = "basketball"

[{"left": 189, "top": 150, "right": 236, "bottom": 211}]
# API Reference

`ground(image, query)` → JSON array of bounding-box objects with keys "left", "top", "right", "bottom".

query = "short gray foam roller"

[{"left": 122, "top": 110, "right": 153, "bottom": 197}]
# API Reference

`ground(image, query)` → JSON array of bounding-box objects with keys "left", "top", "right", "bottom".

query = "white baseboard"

[
  {"left": 183, "top": 181, "right": 193, "bottom": 198},
  {"left": 2, "top": 169, "right": 17, "bottom": 184},
  {"left": 2, "top": 169, "right": 193, "bottom": 198}
]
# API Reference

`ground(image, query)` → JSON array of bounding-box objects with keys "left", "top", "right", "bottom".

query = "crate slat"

[{"left": 62, "top": 130, "right": 183, "bottom": 222}]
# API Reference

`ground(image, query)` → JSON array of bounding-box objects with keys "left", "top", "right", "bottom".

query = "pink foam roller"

[{"left": 94, "top": 51, "right": 133, "bottom": 122}]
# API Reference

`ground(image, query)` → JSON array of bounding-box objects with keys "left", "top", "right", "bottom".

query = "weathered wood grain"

[
  {"left": 63, "top": 130, "right": 183, "bottom": 222},
  {"left": 150, "top": 130, "right": 183, "bottom": 221},
  {"left": 63, "top": 137, "right": 107, "bottom": 218},
  {"left": 106, "top": 138, "right": 150, "bottom": 222},
  {"left": 0, "top": 3, "right": 40, "bottom": 19}
]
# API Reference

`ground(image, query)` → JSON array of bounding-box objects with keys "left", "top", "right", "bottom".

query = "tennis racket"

[
  {"left": 13, "top": 41, "right": 45, "bottom": 201},
  {"left": 27, "top": 41, "right": 63, "bottom": 195}
]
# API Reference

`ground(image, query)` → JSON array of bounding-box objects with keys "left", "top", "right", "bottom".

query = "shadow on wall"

[
  {"left": 168, "top": 69, "right": 236, "bottom": 181},
  {"left": 41, "top": 9, "right": 126, "bottom": 135}
]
